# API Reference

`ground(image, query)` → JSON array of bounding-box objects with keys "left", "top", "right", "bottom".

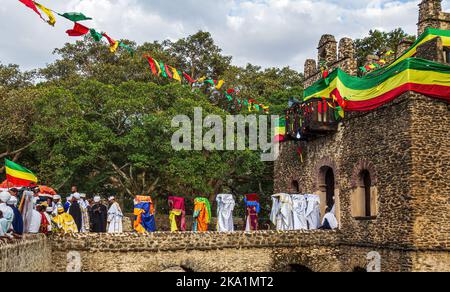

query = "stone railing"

[
  {"left": 51, "top": 230, "right": 339, "bottom": 253},
  {"left": 0, "top": 234, "right": 51, "bottom": 272}
]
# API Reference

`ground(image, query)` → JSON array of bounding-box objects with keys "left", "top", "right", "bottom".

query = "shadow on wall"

[{"left": 286, "top": 264, "right": 314, "bottom": 273}]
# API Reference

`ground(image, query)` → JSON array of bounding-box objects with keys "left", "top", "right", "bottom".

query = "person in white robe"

[
  {"left": 28, "top": 208, "right": 42, "bottom": 234},
  {"left": 291, "top": 194, "right": 308, "bottom": 230},
  {"left": 270, "top": 193, "right": 294, "bottom": 231},
  {"left": 305, "top": 194, "right": 321, "bottom": 230},
  {"left": 107, "top": 196, "right": 123, "bottom": 233},
  {"left": 216, "top": 194, "right": 235, "bottom": 232},
  {"left": 0, "top": 191, "right": 14, "bottom": 234},
  {"left": 321, "top": 205, "right": 338, "bottom": 230}
]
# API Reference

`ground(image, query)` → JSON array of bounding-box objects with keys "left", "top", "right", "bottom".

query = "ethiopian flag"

[{"left": 4, "top": 159, "right": 38, "bottom": 187}]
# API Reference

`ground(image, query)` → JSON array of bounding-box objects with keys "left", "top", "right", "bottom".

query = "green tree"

[
  {"left": 354, "top": 28, "right": 416, "bottom": 67},
  {"left": 163, "top": 31, "right": 232, "bottom": 79}
]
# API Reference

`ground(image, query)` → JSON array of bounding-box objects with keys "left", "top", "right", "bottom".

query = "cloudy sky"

[{"left": 1, "top": 0, "right": 449, "bottom": 72}]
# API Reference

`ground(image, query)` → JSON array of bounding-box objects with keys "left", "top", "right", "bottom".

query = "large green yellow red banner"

[{"left": 304, "top": 57, "right": 450, "bottom": 112}]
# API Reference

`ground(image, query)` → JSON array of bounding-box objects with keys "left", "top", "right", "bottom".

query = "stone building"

[
  {"left": 2, "top": 0, "right": 449, "bottom": 274},
  {"left": 274, "top": 0, "right": 450, "bottom": 272}
]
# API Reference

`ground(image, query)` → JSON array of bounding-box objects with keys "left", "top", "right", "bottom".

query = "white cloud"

[{"left": 0, "top": 0, "right": 448, "bottom": 72}]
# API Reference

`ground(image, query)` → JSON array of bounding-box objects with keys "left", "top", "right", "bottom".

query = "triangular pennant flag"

[
  {"left": 170, "top": 67, "right": 181, "bottom": 82},
  {"left": 145, "top": 57, "right": 158, "bottom": 75},
  {"left": 59, "top": 12, "right": 92, "bottom": 22},
  {"left": 102, "top": 33, "right": 116, "bottom": 47},
  {"left": 19, "top": 0, "right": 43, "bottom": 19},
  {"left": 119, "top": 42, "right": 134, "bottom": 56},
  {"left": 154, "top": 60, "right": 162, "bottom": 76},
  {"left": 90, "top": 29, "right": 103, "bottom": 42},
  {"left": 360, "top": 66, "right": 367, "bottom": 73},
  {"left": 34, "top": 2, "right": 56, "bottom": 26},
  {"left": 182, "top": 72, "right": 195, "bottom": 83},
  {"left": 159, "top": 62, "right": 168, "bottom": 78},
  {"left": 110, "top": 41, "right": 120, "bottom": 53},
  {"left": 66, "top": 23, "right": 90, "bottom": 37},
  {"left": 215, "top": 80, "right": 225, "bottom": 90},
  {"left": 164, "top": 64, "right": 173, "bottom": 79}
]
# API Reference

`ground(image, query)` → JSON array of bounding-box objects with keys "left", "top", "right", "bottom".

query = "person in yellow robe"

[
  {"left": 193, "top": 198, "right": 211, "bottom": 232},
  {"left": 52, "top": 207, "right": 79, "bottom": 234}
]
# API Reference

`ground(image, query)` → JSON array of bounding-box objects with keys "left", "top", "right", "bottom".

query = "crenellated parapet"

[
  {"left": 418, "top": 0, "right": 450, "bottom": 35},
  {"left": 304, "top": 35, "right": 357, "bottom": 89}
]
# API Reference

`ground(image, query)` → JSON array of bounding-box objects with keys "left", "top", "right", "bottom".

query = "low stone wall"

[
  {"left": 50, "top": 231, "right": 339, "bottom": 272},
  {"left": 0, "top": 234, "right": 51, "bottom": 272}
]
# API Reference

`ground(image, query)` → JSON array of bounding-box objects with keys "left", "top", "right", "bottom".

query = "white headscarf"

[
  {"left": 7, "top": 196, "right": 18, "bottom": 207},
  {"left": 0, "top": 191, "right": 11, "bottom": 203},
  {"left": 73, "top": 193, "right": 81, "bottom": 200},
  {"left": 94, "top": 196, "right": 101, "bottom": 203}
]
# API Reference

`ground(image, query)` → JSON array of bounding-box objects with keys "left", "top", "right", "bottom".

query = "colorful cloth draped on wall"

[
  {"left": 216, "top": 194, "right": 235, "bottom": 232},
  {"left": 270, "top": 193, "right": 294, "bottom": 231},
  {"left": 245, "top": 194, "right": 260, "bottom": 231},
  {"left": 133, "top": 196, "right": 156, "bottom": 233},
  {"left": 291, "top": 194, "right": 308, "bottom": 230},
  {"left": 168, "top": 196, "right": 186, "bottom": 232},
  {"left": 387, "top": 28, "right": 450, "bottom": 69},
  {"left": 304, "top": 57, "right": 450, "bottom": 112},
  {"left": 193, "top": 197, "right": 211, "bottom": 232},
  {"left": 305, "top": 194, "right": 321, "bottom": 230}
]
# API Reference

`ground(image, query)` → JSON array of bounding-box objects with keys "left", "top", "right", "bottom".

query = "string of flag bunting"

[
  {"left": 17, "top": 0, "right": 270, "bottom": 113},
  {"left": 359, "top": 50, "right": 395, "bottom": 73}
]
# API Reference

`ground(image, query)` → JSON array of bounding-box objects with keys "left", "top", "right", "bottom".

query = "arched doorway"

[
  {"left": 317, "top": 164, "right": 339, "bottom": 226},
  {"left": 325, "top": 168, "right": 335, "bottom": 209}
]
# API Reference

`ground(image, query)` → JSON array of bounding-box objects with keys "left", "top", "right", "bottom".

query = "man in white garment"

[
  {"left": 291, "top": 194, "right": 308, "bottom": 230},
  {"left": 321, "top": 205, "right": 338, "bottom": 230},
  {"left": 216, "top": 194, "right": 235, "bottom": 232},
  {"left": 0, "top": 191, "right": 14, "bottom": 235},
  {"left": 107, "top": 196, "right": 123, "bottom": 233},
  {"left": 28, "top": 206, "right": 42, "bottom": 234},
  {"left": 305, "top": 194, "right": 321, "bottom": 230},
  {"left": 270, "top": 193, "right": 294, "bottom": 231}
]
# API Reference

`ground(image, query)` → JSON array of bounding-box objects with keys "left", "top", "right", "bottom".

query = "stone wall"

[
  {"left": 0, "top": 234, "right": 51, "bottom": 272},
  {"left": 418, "top": 0, "right": 450, "bottom": 35},
  {"left": 409, "top": 94, "right": 450, "bottom": 250},
  {"left": 274, "top": 93, "right": 450, "bottom": 271},
  {"left": 50, "top": 231, "right": 339, "bottom": 272}
]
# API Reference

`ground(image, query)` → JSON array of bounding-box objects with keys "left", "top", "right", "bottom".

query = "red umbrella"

[
  {"left": 0, "top": 180, "right": 23, "bottom": 189},
  {"left": 38, "top": 185, "right": 57, "bottom": 197}
]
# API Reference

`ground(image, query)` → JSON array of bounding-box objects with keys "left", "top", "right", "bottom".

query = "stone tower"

[{"left": 418, "top": 0, "right": 450, "bottom": 35}]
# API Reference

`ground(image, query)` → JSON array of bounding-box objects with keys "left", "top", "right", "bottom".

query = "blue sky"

[{"left": 1, "top": 0, "right": 449, "bottom": 72}]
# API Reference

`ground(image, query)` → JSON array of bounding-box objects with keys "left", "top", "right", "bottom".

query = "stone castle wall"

[
  {"left": 274, "top": 94, "right": 450, "bottom": 271},
  {"left": 0, "top": 234, "right": 51, "bottom": 272},
  {"left": 303, "top": 35, "right": 358, "bottom": 89},
  {"left": 418, "top": 0, "right": 450, "bottom": 35}
]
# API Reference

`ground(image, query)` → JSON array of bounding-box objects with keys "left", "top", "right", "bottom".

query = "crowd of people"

[
  {"left": 0, "top": 186, "right": 124, "bottom": 240},
  {"left": 0, "top": 184, "right": 338, "bottom": 240}
]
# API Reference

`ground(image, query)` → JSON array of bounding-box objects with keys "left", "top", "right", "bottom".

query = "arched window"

[
  {"left": 291, "top": 180, "right": 300, "bottom": 193},
  {"left": 352, "top": 169, "right": 378, "bottom": 220},
  {"left": 445, "top": 47, "right": 450, "bottom": 64},
  {"left": 325, "top": 168, "right": 335, "bottom": 209}
]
